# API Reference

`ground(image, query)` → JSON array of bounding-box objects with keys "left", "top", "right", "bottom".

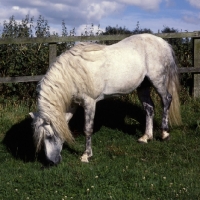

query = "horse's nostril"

[
  {"left": 49, "top": 160, "right": 55, "bottom": 166},
  {"left": 53, "top": 155, "right": 61, "bottom": 165},
  {"left": 46, "top": 154, "right": 61, "bottom": 167}
]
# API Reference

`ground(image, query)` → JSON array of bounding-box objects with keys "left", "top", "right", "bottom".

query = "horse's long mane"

[{"left": 37, "top": 42, "right": 106, "bottom": 143}]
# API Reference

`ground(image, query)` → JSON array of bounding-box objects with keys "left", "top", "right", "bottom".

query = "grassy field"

[{"left": 0, "top": 94, "right": 200, "bottom": 199}]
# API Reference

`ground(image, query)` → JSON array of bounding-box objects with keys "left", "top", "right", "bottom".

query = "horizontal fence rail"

[
  {"left": 0, "top": 31, "right": 200, "bottom": 45},
  {"left": 0, "top": 68, "right": 199, "bottom": 83},
  {"left": 0, "top": 75, "right": 43, "bottom": 83}
]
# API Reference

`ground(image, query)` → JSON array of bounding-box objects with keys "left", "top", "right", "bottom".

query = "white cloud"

[
  {"left": 117, "top": 0, "right": 162, "bottom": 10},
  {"left": 12, "top": 7, "right": 39, "bottom": 16},
  {"left": 86, "top": 1, "right": 122, "bottom": 21},
  {"left": 0, "top": 0, "right": 163, "bottom": 31},
  {"left": 0, "top": 0, "right": 198, "bottom": 36},
  {"left": 0, "top": 1, "right": 123, "bottom": 27},
  {"left": 164, "top": 0, "right": 175, "bottom": 7},
  {"left": 182, "top": 12, "right": 200, "bottom": 25},
  {"left": 181, "top": 9, "right": 200, "bottom": 25},
  {"left": 99, "top": 10, "right": 199, "bottom": 34},
  {"left": 187, "top": 0, "right": 200, "bottom": 9},
  {"left": 12, "top": 6, "right": 20, "bottom": 10}
]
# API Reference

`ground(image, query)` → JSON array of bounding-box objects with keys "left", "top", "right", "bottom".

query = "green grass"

[{"left": 0, "top": 97, "right": 200, "bottom": 199}]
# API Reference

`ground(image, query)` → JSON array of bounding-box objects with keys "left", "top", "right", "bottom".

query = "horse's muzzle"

[{"left": 47, "top": 154, "right": 62, "bottom": 166}]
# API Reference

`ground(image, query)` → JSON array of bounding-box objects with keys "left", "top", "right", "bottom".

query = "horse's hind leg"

[
  {"left": 151, "top": 78, "right": 172, "bottom": 140},
  {"left": 137, "top": 86, "right": 154, "bottom": 143},
  {"left": 157, "top": 89, "right": 172, "bottom": 140}
]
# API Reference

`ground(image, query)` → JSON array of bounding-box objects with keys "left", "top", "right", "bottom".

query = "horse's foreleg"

[
  {"left": 80, "top": 99, "right": 96, "bottom": 163},
  {"left": 137, "top": 86, "right": 154, "bottom": 143}
]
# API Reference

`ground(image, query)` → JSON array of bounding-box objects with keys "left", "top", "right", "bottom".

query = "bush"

[{"left": 0, "top": 15, "right": 74, "bottom": 105}]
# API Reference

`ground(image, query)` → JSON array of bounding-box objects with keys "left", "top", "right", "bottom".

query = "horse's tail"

[{"left": 167, "top": 49, "right": 182, "bottom": 126}]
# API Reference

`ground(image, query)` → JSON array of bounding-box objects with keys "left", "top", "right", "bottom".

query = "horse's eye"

[{"left": 46, "top": 133, "right": 53, "bottom": 140}]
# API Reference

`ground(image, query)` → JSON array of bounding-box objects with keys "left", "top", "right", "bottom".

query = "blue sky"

[{"left": 0, "top": 0, "right": 200, "bottom": 36}]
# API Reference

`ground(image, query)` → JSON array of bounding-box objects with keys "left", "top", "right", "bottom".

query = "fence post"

[
  {"left": 193, "top": 39, "right": 200, "bottom": 98},
  {"left": 49, "top": 43, "right": 57, "bottom": 67}
]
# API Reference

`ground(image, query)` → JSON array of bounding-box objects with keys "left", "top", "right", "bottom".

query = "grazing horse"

[{"left": 30, "top": 33, "right": 182, "bottom": 165}]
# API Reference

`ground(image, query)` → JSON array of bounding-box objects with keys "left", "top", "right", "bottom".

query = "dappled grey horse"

[{"left": 30, "top": 33, "right": 182, "bottom": 165}]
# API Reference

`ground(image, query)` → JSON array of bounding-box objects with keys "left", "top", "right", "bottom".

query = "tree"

[
  {"left": 102, "top": 22, "right": 152, "bottom": 45},
  {"left": 0, "top": 15, "right": 50, "bottom": 104},
  {"left": 132, "top": 21, "right": 152, "bottom": 34}
]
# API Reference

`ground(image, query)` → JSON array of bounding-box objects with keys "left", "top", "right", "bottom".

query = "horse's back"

[
  {"left": 118, "top": 33, "right": 167, "bottom": 46},
  {"left": 57, "top": 34, "right": 174, "bottom": 100},
  {"left": 116, "top": 34, "right": 174, "bottom": 74}
]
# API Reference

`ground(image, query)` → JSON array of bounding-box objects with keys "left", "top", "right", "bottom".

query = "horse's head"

[{"left": 29, "top": 112, "right": 63, "bottom": 166}]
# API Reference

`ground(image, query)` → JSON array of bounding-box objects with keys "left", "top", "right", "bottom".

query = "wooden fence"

[{"left": 0, "top": 31, "right": 200, "bottom": 96}]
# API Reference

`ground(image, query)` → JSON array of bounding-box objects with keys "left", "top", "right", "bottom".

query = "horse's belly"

[
  {"left": 90, "top": 47, "right": 146, "bottom": 99},
  {"left": 103, "top": 70, "right": 145, "bottom": 95}
]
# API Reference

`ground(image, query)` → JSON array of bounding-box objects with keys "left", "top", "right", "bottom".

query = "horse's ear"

[{"left": 29, "top": 112, "right": 38, "bottom": 119}]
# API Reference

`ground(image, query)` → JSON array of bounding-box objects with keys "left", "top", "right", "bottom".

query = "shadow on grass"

[
  {"left": 2, "top": 116, "right": 79, "bottom": 165},
  {"left": 2, "top": 98, "right": 156, "bottom": 163},
  {"left": 69, "top": 98, "right": 149, "bottom": 137},
  {"left": 2, "top": 117, "right": 36, "bottom": 162}
]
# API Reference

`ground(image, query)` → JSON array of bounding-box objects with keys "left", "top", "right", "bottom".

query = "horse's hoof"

[
  {"left": 162, "top": 135, "right": 170, "bottom": 141},
  {"left": 138, "top": 135, "right": 153, "bottom": 144},
  {"left": 162, "top": 131, "right": 170, "bottom": 141},
  {"left": 137, "top": 137, "right": 148, "bottom": 144},
  {"left": 138, "top": 139, "right": 148, "bottom": 144},
  {"left": 80, "top": 154, "right": 89, "bottom": 163}
]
